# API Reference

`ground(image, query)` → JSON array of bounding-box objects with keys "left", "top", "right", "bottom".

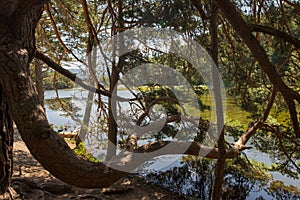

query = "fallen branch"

[{"left": 134, "top": 140, "right": 241, "bottom": 159}]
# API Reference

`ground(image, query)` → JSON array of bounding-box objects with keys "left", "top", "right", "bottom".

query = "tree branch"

[
  {"left": 134, "top": 140, "right": 240, "bottom": 159},
  {"left": 45, "top": 3, "right": 84, "bottom": 64},
  {"left": 213, "top": 0, "right": 288, "bottom": 94},
  {"left": 272, "top": 125, "right": 300, "bottom": 172},
  {"left": 249, "top": 24, "right": 300, "bottom": 49},
  {"left": 34, "top": 50, "right": 111, "bottom": 97},
  {"left": 282, "top": 0, "right": 300, "bottom": 14},
  {"left": 213, "top": 0, "right": 300, "bottom": 136},
  {"left": 285, "top": 98, "right": 300, "bottom": 137},
  {"left": 136, "top": 96, "right": 180, "bottom": 126},
  {"left": 235, "top": 88, "right": 277, "bottom": 147}
]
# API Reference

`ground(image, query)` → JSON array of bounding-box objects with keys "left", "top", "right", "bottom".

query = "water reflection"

[
  {"left": 143, "top": 156, "right": 300, "bottom": 199},
  {"left": 44, "top": 89, "right": 300, "bottom": 199}
]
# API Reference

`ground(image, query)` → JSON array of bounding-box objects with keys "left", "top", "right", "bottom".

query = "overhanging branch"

[
  {"left": 249, "top": 24, "right": 300, "bottom": 49},
  {"left": 213, "top": 0, "right": 300, "bottom": 137},
  {"left": 34, "top": 50, "right": 111, "bottom": 97}
]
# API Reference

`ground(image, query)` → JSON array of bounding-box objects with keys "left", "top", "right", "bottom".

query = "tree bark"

[
  {"left": 106, "top": 36, "right": 119, "bottom": 160},
  {"left": 249, "top": 24, "right": 300, "bottom": 49},
  {"left": 208, "top": 5, "right": 227, "bottom": 199},
  {"left": 0, "top": 5, "right": 127, "bottom": 188},
  {"left": 34, "top": 50, "right": 110, "bottom": 97},
  {"left": 0, "top": 84, "right": 14, "bottom": 197},
  {"left": 1, "top": 0, "right": 285, "bottom": 191},
  {"left": 107, "top": 74, "right": 118, "bottom": 160},
  {"left": 34, "top": 59, "right": 44, "bottom": 107},
  {"left": 106, "top": 0, "right": 125, "bottom": 160},
  {"left": 76, "top": 90, "right": 94, "bottom": 146},
  {"left": 212, "top": 0, "right": 290, "bottom": 94}
]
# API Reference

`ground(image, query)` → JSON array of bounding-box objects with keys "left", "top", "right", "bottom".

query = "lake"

[{"left": 44, "top": 89, "right": 300, "bottom": 199}]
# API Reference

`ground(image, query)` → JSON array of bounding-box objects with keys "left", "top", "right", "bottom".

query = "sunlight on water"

[{"left": 44, "top": 89, "right": 300, "bottom": 199}]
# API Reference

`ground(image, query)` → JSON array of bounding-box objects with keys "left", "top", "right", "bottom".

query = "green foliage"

[
  {"left": 218, "top": 0, "right": 300, "bottom": 123},
  {"left": 74, "top": 142, "right": 100, "bottom": 162},
  {"left": 138, "top": 85, "right": 180, "bottom": 140},
  {"left": 43, "top": 70, "right": 75, "bottom": 90},
  {"left": 252, "top": 129, "right": 300, "bottom": 179},
  {"left": 34, "top": 0, "right": 300, "bottom": 195},
  {"left": 145, "top": 155, "right": 277, "bottom": 199},
  {"left": 226, "top": 156, "right": 271, "bottom": 182},
  {"left": 140, "top": 85, "right": 180, "bottom": 116},
  {"left": 268, "top": 181, "right": 300, "bottom": 199},
  {"left": 224, "top": 118, "right": 246, "bottom": 140},
  {"left": 44, "top": 97, "right": 82, "bottom": 123},
  {"left": 45, "top": 97, "right": 72, "bottom": 112}
]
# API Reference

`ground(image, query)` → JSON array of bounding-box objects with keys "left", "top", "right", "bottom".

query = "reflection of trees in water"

[
  {"left": 44, "top": 97, "right": 82, "bottom": 126},
  {"left": 252, "top": 129, "right": 300, "bottom": 179},
  {"left": 80, "top": 121, "right": 109, "bottom": 161},
  {"left": 144, "top": 156, "right": 300, "bottom": 199},
  {"left": 45, "top": 97, "right": 73, "bottom": 112},
  {"left": 268, "top": 181, "right": 300, "bottom": 200}
]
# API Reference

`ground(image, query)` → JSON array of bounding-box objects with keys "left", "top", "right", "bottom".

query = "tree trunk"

[
  {"left": 77, "top": 90, "right": 94, "bottom": 146},
  {"left": 0, "top": 84, "right": 14, "bottom": 197},
  {"left": 0, "top": 4, "right": 126, "bottom": 188},
  {"left": 76, "top": 48, "right": 96, "bottom": 146},
  {"left": 34, "top": 59, "right": 44, "bottom": 107},
  {"left": 209, "top": 5, "right": 226, "bottom": 200},
  {"left": 106, "top": 64, "right": 119, "bottom": 160}
]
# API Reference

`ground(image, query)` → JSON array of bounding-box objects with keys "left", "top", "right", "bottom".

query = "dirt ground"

[{"left": 11, "top": 133, "right": 185, "bottom": 200}]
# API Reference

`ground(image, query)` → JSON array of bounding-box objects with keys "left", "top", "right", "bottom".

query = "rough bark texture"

[
  {"left": 106, "top": 62, "right": 119, "bottom": 160},
  {"left": 34, "top": 59, "right": 44, "bottom": 107},
  {"left": 0, "top": 3, "right": 126, "bottom": 188},
  {"left": 0, "top": 84, "right": 14, "bottom": 197},
  {"left": 1, "top": 0, "right": 286, "bottom": 192}
]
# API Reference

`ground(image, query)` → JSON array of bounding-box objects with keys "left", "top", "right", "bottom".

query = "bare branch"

[
  {"left": 262, "top": 89, "right": 277, "bottom": 122},
  {"left": 272, "top": 125, "right": 300, "bottom": 171},
  {"left": 45, "top": 4, "right": 84, "bottom": 63},
  {"left": 235, "top": 88, "right": 277, "bottom": 147},
  {"left": 136, "top": 96, "right": 180, "bottom": 126},
  {"left": 235, "top": 121, "right": 264, "bottom": 149},
  {"left": 134, "top": 140, "right": 240, "bottom": 159},
  {"left": 34, "top": 50, "right": 111, "bottom": 97}
]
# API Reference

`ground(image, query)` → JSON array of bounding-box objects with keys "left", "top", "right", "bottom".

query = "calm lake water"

[{"left": 44, "top": 89, "right": 300, "bottom": 199}]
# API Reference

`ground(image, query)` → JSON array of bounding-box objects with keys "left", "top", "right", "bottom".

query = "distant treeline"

[{"left": 43, "top": 70, "right": 75, "bottom": 90}]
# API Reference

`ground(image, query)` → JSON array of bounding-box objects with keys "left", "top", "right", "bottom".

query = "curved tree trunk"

[
  {"left": 0, "top": 3, "right": 126, "bottom": 188},
  {"left": 0, "top": 2, "right": 230, "bottom": 190},
  {"left": 1, "top": 0, "right": 272, "bottom": 192}
]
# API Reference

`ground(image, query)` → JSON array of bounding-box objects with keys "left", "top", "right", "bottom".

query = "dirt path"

[{"left": 12, "top": 132, "right": 184, "bottom": 199}]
